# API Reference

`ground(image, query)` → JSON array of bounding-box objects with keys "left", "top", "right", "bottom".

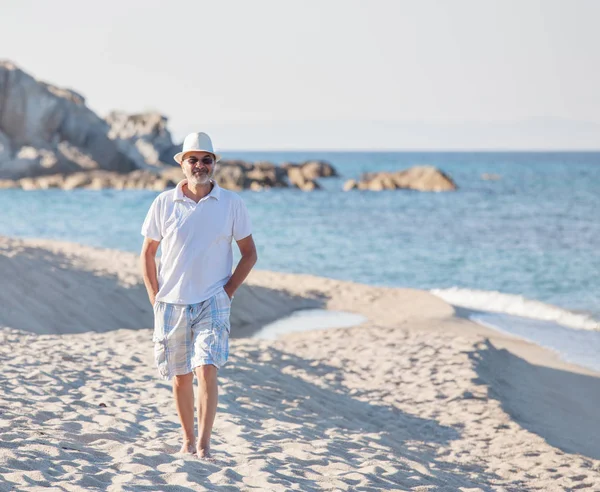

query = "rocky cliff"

[
  {"left": 0, "top": 61, "right": 139, "bottom": 179},
  {"left": 0, "top": 61, "right": 338, "bottom": 191},
  {"left": 1, "top": 61, "right": 457, "bottom": 193}
]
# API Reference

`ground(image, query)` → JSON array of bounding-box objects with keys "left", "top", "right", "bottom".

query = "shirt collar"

[{"left": 174, "top": 179, "right": 221, "bottom": 202}]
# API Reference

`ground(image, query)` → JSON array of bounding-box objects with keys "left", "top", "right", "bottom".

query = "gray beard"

[{"left": 189, "top": 171, "right": 212, "bottom": 185}]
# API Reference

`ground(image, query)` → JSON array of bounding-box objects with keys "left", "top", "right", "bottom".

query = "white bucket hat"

[{"left": 173, "top": 132, "right": 221, "bottom": 164}]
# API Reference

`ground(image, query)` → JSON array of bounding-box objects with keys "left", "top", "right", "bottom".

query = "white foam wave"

[{"left": 430, "top": 287, "right": 600, "bottom": 331}]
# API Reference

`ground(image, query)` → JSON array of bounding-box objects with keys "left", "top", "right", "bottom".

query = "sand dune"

[
  {"left": 1, "top": 236, "right": 600, "bottom": 490},
  {"left": 0, "top": 236, "right": 451, "bottom": 337}
]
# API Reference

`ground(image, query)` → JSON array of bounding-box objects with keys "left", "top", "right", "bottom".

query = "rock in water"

[{"left": 344, "top": 166, "right": 457, "bottom": 192}]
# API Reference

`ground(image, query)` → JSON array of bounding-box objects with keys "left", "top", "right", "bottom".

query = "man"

[{"left": 140, "top": 131, "right": 257, "bottom": 459}]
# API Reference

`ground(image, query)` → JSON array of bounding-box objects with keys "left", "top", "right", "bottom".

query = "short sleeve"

[
  {"left": 141, "top": 197, "right": 162, "bottom": 241},
  {"left": 232, "top": 198, "right": 252, "bottom": 241}
]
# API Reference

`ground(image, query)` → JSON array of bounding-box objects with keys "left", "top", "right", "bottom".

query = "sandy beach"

[{"left": 1, "top": 236, "right": 599, "bottom": 491}]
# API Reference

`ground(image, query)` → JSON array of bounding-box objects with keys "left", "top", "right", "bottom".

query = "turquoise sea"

[
  {"left": 3, "top": 152, "right": 598, "bottom": 312},
  {"left": 2, "top": 151, "right": 599, "bottom": 367}
]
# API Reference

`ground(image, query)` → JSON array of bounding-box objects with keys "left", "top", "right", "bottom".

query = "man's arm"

[
  {"left": 224, "top": 234, "right": 257, "bottom": 299},
  {"left": 140, "top": 237, "right": 161, "bottom": 306}
]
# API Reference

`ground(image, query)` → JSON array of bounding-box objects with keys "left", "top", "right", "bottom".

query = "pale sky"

[{"left": 2, "top": 0, "right": 599, "bottom": 149}]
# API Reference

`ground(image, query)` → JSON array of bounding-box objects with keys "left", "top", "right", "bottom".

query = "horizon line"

[{"left": 219, "top": 148, "right": 600, "bottom": 153}]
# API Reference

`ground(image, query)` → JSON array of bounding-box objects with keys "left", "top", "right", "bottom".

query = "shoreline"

[
  {"left": 2, "top": 235, "right": 600, "bottom": 489},
  {"left": 1, "top": 234, "right": 596, "bottom": 377}
]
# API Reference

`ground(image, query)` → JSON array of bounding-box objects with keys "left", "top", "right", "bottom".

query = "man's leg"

[
  {"left": 195, "top": 364, "right": 218, "bottom": 458},
  {"left": 173, "top": 372, "right": 195, "bottom": 454}
]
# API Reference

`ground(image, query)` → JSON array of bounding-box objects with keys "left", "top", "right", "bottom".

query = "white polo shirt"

[{"left": 141, "top": 179, "right": 252, "bottom": 305}]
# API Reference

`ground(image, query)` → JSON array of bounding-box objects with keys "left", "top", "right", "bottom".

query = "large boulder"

[
  {"left": 286, "top": 166, "right": 321, "bottom": 191},
  {"left": 282, "top": 160, "right": 338, "bottom": 185},
  {"left": 301, "top": 160, "right": 338, "bottom": 178},
  {"left": 105, "top": 111, "right": 180, "bottom": 169},
  {"left": 0, "top": 61, "right": 138, "bottom": 180},
  {"left": 241, "top": 161, "right": 289, "bottom": 190},
  {"left": 344, "top": 166, "right": 457, "bottom": 192}
]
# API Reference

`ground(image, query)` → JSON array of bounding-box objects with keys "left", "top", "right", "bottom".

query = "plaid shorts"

[{"left": 152, "top": 287, "right": 231, "bottom": 380}]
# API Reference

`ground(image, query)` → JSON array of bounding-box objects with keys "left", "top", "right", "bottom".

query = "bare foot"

[
  {"left": 197, "top": 446, "right": 215, "bottom": 462},
  {"left": 179, "top": 440, "right": 196, "bottom": 455}
]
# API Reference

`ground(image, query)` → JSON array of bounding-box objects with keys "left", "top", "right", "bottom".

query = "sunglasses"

[{"left": 185, "top": 156, "right": 215, "bottom": 166}]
